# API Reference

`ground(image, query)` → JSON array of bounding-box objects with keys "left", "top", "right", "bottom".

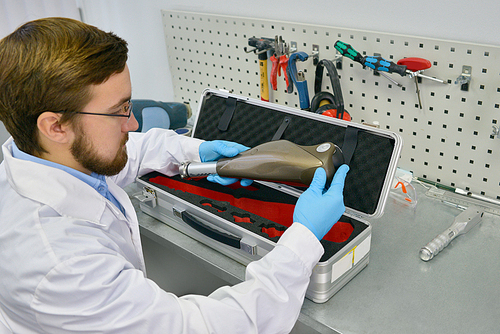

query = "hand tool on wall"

[
  {"left": 397, "top": 57, "right": 446, "bottom": 84},
  {"left": 278, "top": 37, "right": 290, "bottom": 91},
  {"left": 269, "top": 36, "right": 290, "bottom": 92},
  {"left": 335, "top": 40, "right": 448, "bottom": 84},
  {"left": 334, "top": 40, "right": 407, "bottom": 76},
  {"left": 419, "top": 206, "right": 484, "bottom": 261},
  {"left": 287, "top": 51, "right": 311, "bottom": 110},
  {"left": 270, "top": 36, "right": 280, "bottom": 91},
  {"left": 270, "top": 52, "right": 279, "bottom": 91},
  {"left": 179, "top": 140, "right": 345, "bottom": 186},
  {"left": 335, "top": 41, "right": 448, "bottom": 108},
  {"left": 397, "top": 57, "right": 446, "bottom": 109},
  {"left": 246, "top": 37, "right": 275, "bottom": 102}
]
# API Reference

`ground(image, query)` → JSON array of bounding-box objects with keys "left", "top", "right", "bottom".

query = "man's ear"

[{"left": 37, "top": 112, "right": 74, "bottom": 144}]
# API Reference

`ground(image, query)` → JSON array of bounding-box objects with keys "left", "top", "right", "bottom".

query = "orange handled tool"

[
  {"left": 279, "top": 54, "right": 289, "bottom": 90},
  {"left": 270, "top": 53, "right": 279, "bottom": 91}
]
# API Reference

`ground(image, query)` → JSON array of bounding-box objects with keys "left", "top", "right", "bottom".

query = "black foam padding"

[
  {"left": 141, "top": 173, "right": 368, "bottom": 263},
  {"left": 194, "top": 93, "right": 396, "bottom": 215}
]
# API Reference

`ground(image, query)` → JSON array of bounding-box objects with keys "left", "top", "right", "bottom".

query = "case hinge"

[{"left": 134, "top": 186, "right": 157, "bottom": 208}]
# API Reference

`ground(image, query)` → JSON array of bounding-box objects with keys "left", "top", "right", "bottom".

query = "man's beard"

[{"left": 70, "top": 128, "right": 129, "bottom": 176}]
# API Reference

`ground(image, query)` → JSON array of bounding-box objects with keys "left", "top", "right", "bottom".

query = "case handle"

[{"left": 174, "top": 208, "right": 241, "bottom": 249}]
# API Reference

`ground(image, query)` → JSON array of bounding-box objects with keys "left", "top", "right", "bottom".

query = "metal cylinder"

[
  {"left": 179, "top": 161, "right": 217, "bottom": 178},
  {"left": 419, "top": 232, "right": 450, "bottom": 261}
]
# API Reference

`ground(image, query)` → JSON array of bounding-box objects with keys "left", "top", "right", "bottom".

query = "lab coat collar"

[{"left": 2, "top": 138, "right": 107, "bottom": 225}]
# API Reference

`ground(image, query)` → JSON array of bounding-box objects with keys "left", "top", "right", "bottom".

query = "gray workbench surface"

[{"left": 131, "top": 182, "right": 500, "bottom": 334}]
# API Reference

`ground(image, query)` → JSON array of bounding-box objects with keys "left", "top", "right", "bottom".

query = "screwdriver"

[{"left": 334, "top": 40, "right": 407, "bottom": 76}]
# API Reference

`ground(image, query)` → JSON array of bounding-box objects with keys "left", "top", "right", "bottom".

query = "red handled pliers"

[{"left": 270, "top": 36, "right": 290, "bottom": 91}]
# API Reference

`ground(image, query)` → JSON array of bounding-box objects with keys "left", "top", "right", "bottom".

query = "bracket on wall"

[{"left": 455, "top": 65, "right": 472, "bottom": 91}]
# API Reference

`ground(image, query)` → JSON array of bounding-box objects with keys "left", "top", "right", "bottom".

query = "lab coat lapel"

[
  {"left": 2, "top": 138, "right": 107, "bottom": 225},
  {"left": 107, "top": 179, "right": 147, "bottom": 273}
]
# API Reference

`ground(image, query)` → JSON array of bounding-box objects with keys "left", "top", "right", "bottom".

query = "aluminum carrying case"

[{"left": 135, "top": 88, "right": 402, "bottom": 303}]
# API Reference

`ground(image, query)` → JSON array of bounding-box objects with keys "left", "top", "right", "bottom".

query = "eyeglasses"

[{"left": 55, "top": 100, "right": 133, "bottom": 119}]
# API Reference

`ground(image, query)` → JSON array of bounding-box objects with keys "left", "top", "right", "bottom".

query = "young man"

[{"left": 0, "top": 17, "right": 349, "bottom": 333}]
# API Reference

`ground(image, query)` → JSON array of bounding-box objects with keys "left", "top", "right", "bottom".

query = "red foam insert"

[{"left": 149, "top": 176, "right": 353, "bottom": 243}]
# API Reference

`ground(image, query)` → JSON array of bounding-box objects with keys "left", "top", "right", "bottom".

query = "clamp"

[{"left": 287, "top": 51, "right": 310, "bottom": 110}]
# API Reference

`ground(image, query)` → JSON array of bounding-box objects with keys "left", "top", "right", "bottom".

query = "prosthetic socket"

[{"left": 179, "top": 140, "right": 345, "bottom": 186}]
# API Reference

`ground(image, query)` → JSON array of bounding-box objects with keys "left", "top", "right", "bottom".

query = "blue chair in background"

[{"left": 131, "top": 99, "right": 191, "bottom": 132}]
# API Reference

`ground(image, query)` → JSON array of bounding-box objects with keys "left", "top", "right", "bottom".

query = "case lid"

[{"left": 191, "top": 89, "right": 403, "bottom": 219}]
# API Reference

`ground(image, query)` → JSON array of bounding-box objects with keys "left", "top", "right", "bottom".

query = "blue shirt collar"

[{"left": 11, "top": 141, "right": 102, "bottom": 187}]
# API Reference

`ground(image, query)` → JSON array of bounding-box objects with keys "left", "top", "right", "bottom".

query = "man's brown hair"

[{"left": 0, "top": 17, "right": 128, "bottom": 155}]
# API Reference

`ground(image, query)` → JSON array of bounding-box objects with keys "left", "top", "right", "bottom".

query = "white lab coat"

[{"left": 0, "top": 129, "right": 323, "bottom": 334}]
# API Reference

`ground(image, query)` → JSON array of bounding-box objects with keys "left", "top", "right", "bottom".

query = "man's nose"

[{"left": 124, "top": 111, "right": 139, "bottom": 132}]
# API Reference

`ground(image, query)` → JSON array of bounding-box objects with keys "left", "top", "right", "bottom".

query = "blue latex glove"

[
  {"left": 293, "top": 165, "right": 349, "bottom": 240},
  {"left": 199, "top": 140, "right": 253, "bottom": 187}
]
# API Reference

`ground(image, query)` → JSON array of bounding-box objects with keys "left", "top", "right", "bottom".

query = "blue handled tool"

[
  {"left": 288, "top": 51, "right": 310, "bottom": 110},
  {"left": 334, "top": 40, "right": 407, "bottom": 76}
]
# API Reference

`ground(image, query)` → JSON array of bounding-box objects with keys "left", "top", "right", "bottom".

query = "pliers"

[{"left": 270, "top": 36, "right": 290, "bottom": 91}]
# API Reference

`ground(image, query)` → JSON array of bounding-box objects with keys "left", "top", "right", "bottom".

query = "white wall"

[
  {"left": 2, "top": 0, "right": 499, "bottom": 159},
  {"left": 0, "top": 0, "right": 80, "bottom": 160},
  {"left": 79, "top": 0, "right": 500, "bottom": 105}
]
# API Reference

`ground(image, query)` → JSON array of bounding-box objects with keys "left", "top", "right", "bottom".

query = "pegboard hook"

[
  {"left": 312, "top": 44, "right": 320, "bottom": 65},
  {"left": 455, "top": 65, "right": 472, "bottom": 91},
  {"left": 491, "top": 125, "right": 500, "bottom": 139}
]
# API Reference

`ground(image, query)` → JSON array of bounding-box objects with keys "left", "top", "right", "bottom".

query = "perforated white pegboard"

[{"left": 162, "top": 10, "right": 500, "bottom": 199}]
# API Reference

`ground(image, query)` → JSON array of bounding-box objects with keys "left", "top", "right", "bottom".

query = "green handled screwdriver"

[{"left": 334, "top": 40, "right": 407, "bottom": 76}]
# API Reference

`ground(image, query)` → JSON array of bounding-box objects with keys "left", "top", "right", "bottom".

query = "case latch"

[
  {"left": 134, "top": 186, "right": 157, "bottom": 208},
  {"left": 240, "top": 238, "right": 258, "bottom": 256}
]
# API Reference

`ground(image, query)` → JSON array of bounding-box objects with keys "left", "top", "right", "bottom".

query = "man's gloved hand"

[
  {"left": 198, "top": 140, "right": 253, "bottom": 187},
  {"left": 293, "top": 165, "right": 349, "bottom": 240}
]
